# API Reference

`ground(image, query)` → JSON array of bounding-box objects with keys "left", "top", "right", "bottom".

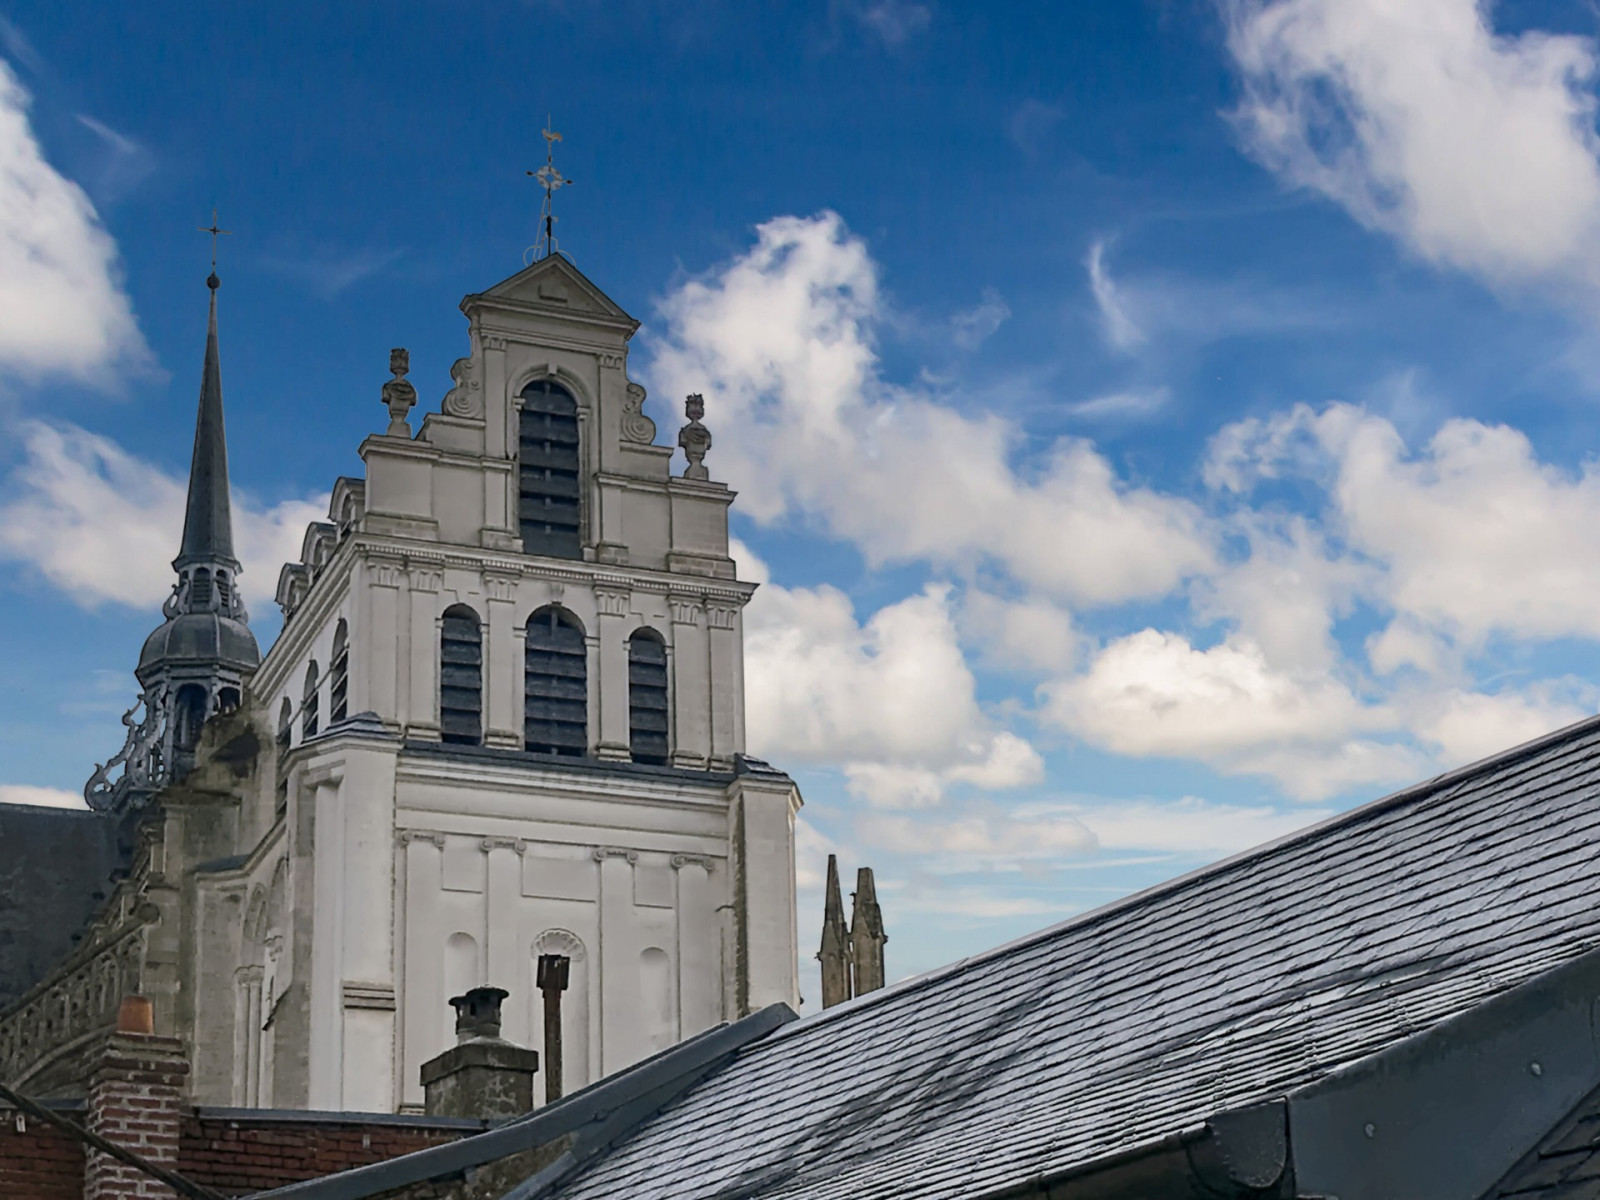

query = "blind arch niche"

[{"left": 518, "top": 380, "right": 581, "bottom": 559}]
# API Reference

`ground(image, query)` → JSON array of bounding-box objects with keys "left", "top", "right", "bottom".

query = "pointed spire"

[
  {"left": 174, "top": 271, "right": 239, "bottom": 571},
  {"left": 850, "top": 867, "right": 887, "bottom": 997},
  {"left": 818, "top": 854, "right": 852, "bottom": 1009}
]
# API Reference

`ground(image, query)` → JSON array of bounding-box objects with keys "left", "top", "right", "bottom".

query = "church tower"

[
  {"left": 85, "top": 267, "right": 261, "bottom": 811},
  {"left": 194, "top": 248, "right": 804, "bottom": 1113}
]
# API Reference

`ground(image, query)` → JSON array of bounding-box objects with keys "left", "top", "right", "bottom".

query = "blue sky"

[{"left": 8, "top": 0, "right": 1600, "bottom": 1000}]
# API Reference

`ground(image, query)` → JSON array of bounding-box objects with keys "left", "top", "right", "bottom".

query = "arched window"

[
  {"left": 192, "top": 568, "right": 212, "bottom": 608},
  {"left": 329, "top": 620, "right": 349, "bottom": 724},
  {"left": 302, "top": 662, "right": 319, "bottom": 739},
  {"left": 216, "top": 572, "right": 231, "bottom": 608},
  {"left": 440, "top": 605, "right": 483, "bottom": 746},
  {"left": 628, "top": 628, "right": 669, "bottom": 765},
  {"left": 173, "top": 684, "right": 208, "bottom": 751},
  {"left": 525, "top": 607, "right": 586, "bottom": 756},
  {"left": 518, "top": 381, "right": 581, "bottom": 560},
  {"left": 275, "top": 698, "right": 292, "bottom": 815}
]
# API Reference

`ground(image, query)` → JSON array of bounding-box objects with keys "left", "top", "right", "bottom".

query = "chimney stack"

[{"left": 420, "top": 986, "right": 539, "bottom": 1120}]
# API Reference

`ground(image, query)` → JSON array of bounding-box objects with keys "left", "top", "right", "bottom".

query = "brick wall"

[
  {"left": 180, "top": 1112, "right": 475, "bottom": 1197},
  {"left": 86, "top": 1032, "right": 189, "bottom": 1200},
  {"left": 0, "top": 1106, "right": 86, "bottom": 1200}
]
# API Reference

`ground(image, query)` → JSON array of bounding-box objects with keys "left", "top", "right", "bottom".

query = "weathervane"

[
  {"left": 526, "top": 120, "right": 572, "bottom": 264},
  {"left": 198, "top": 207, "right": 231, "bottom": 288}
]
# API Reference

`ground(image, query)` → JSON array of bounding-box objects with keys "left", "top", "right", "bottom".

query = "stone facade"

[{"left": 1, "top": 253, "right": 802, "bottom": 1116}]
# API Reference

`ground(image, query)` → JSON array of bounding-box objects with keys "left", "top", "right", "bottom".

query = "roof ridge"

[{"left": 769, "top": 709, "right": 1600, "bottom": 1042}]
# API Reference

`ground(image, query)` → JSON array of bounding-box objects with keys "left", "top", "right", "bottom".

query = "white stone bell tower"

[{"left": 185, "top": 252, "right": 801, "bottom": 1114}]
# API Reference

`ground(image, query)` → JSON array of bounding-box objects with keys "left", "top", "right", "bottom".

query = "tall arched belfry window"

[
  {"left": 329, "top": 620, "right": 349, "bottom": 724},
  {"left": 628, "top": 629, "right": 669, "bottom": 765},
  {"left": 440, "top": 606, "right": 483, "bottom": 746},
  {"left": 301, "top": 663, "right": 319, "bottom": 739},
  {"left": 518, "top": 381, "right": 581, "bottom": 560},
  {"left": 525, "top": 606, "right": 586, "bottom": 756}
]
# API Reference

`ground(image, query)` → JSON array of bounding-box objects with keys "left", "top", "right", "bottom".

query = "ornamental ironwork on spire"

[{"left": 86, "top": 251, "right": 260, "bottom": 812}]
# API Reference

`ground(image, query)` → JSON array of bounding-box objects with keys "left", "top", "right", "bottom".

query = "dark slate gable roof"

[
  {"left": 0, "top": 804, "right": 129, "bottom": 1010},
  {"left": 1489, "top": 1081, "right": 1600, "bottom": 1198},
  {"left": 549, "top": 713, "right": 1600, "bottom": 1200}
]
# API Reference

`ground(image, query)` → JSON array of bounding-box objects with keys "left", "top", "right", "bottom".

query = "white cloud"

[
  {"left": 1196, "top": 512, "right": 1371, "bottom": 672},
  {"left": 1034, "top": 795, "right": 1335, "bottom": 857},
  {"left": 649, "top": 213, "right": 1213, "bottom": 608},
  {"left": 0, "top": 784, "right": 86, "bottom": 809},
  {"left": 0, "top": 59, "right": 148, "bottom": 378},
  {"left": 846, "top": 0, "right": 932, "bottom": 47},
  {"left": 1410, "top": 684, "right": 1592, "bottom": 767},
  {"left": 738, "top": 538, "right": 1042, "bottom": 808},
  {"left": 1007, "top": 99, "right": 1066, "bottom": 156},
  {"left": 1040, "top": 629, "right": 1416, "bottom": 799},
  {"left": 949, "top": 287, "right": 1010, "bottom": 350},
  {"left": 855, "top": 810, "right": 1095, "bottom": 865},
  {"left": 0, "top": 420, "right": 325, "bottom": 612},
  {"left": 1086, "top": 238, "right": 1146, "bottom": 351},
  {"left": 961, "top": 588, "right": 1081, "bottom": 674},
  {"left": 1226, "top": 0, "right": 1600, "bottom": 290},
  {"left": 1065, "top": 387, "right": 1170, "bottom": 422},
  {"left": 1209, "top": 401, "right": 1600, "bottom": 649}
]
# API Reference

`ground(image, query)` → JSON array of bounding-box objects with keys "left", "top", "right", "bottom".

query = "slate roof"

[
  {"left": 0, "top": 804, "right": 129, "bottom": 1010},
  {"left": 549, "top": 713, "right": 1600, "bottom": 1200},
  {"left": 1488, "top": 1082, "right": 1600, "bottom": 1198}
]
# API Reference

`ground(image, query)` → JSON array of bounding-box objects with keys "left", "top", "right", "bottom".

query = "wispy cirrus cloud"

[{"left": 259, "top": 244, "right": 405, "bottom": 300}]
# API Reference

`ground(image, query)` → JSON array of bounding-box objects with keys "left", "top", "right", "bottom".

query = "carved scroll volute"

[
  {"left": 443, "top": 356, "right": 484, "bottom": 418},
  {"left": 622, "top": 381, "right": 656, "bottom": 444}
]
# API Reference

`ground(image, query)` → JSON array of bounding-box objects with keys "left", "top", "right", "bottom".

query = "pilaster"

[
  {"left": 669, "top": 596, "right": 710, "bottom": 768},
  {"left": 595, "top": 587, "right": 631, "bottom": 761}
]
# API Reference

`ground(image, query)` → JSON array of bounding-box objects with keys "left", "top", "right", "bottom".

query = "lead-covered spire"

[
  {"left": 174, "top": 271, "right": 239, "bottom": 572},
  {"left": 86, "top": 256, "right": 259, "bottom": 813}
]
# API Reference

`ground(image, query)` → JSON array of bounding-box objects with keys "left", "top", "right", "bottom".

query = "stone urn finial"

[
  {"left": 678, "top": 393, "right": 712, "bottom": 481},
  {"left": 383, "top": 347, "right": 418, "bottom": 437}
]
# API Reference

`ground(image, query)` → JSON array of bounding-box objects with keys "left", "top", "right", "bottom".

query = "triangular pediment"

[{"left": 467, "top": 254, "right": 637, "bottom": 329}]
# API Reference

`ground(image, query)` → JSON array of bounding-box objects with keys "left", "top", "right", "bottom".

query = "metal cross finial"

[
  {"left": 197, "top": 214, "right": 232, "bottom": 275},
  {"left": 525, "top": 118, "right": 573, "bottom": 264},
  {"left": 198, "top": 208, "right": 231, "bottom": 286}
]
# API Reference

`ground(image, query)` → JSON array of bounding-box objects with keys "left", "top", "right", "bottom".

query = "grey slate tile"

[{"left": 548, "top": 717, "right": 1600, "bottom": 1200}]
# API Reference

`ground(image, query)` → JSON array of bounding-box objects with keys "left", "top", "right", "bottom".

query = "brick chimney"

[
  {"left": 85, "top": 995, "right": 189, "bottom": 1200},
  {"left": 420, "top": 986, "right": 539, "bottom": 1120}
]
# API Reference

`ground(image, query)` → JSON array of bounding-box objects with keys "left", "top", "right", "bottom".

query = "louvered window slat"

[
  {"left": 526, "top": 607, "right": 587, "bottom": 755},
  {"left": 440, "top": 607, "right": 483, "bottom": 746},
  {"left": 628, "top": 630, "right": 669, "bottom": 765},
  {"left": 519, "top": 382, "right": 581, "bottom": 560}
]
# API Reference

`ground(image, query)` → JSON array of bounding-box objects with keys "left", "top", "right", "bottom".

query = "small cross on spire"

[
  {"left": 526, "top": 120, "right": 573, "bottom": 264},
  {"left": 198, "top": 208, "right": 231, "bottom": 289}
]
